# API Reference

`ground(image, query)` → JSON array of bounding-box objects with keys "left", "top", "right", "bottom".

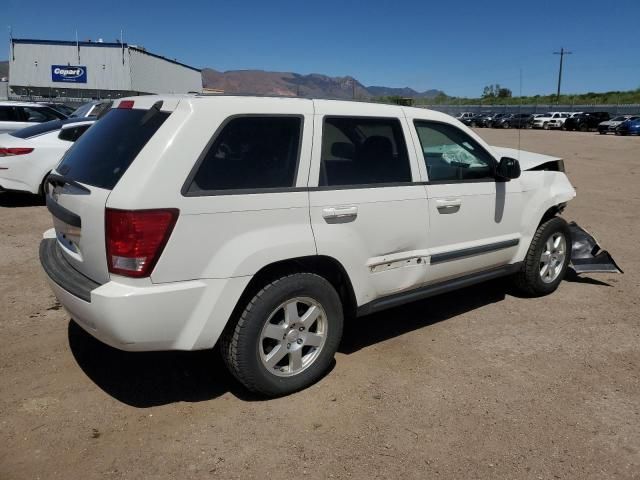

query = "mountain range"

[
  {"left": 201, "top": 68, "right": 443, "bottom": 99},
  {"left": 0, "top": 60, "right": 443, "bottom": 99}
]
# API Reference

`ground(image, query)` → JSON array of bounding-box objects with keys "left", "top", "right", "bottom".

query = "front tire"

[
  {"left": 220, "top": 273, "right": 343, "bottom": 396},
  {"left": 515, "top": 217, "right": 571, "bottom": 297}
]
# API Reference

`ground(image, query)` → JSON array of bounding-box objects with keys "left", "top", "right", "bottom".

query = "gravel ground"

[{"left": 1, "top": 129, "right": 638, "bottom": 479}]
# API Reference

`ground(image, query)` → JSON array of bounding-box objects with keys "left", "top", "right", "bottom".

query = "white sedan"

[{"left": 0, "top": 118, "right": 95, "bottom": 195}]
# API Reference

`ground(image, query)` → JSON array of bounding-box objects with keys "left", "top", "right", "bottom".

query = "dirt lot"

[{"left": 1, "top": 129, "right": 638, "bottom": 480}]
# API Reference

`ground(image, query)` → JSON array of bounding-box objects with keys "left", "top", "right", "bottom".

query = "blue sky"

[{"left": 4, "top": 0, "right": 640, "bottom": 97}]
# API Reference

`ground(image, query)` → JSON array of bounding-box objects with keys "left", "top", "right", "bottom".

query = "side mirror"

[{"left": 496, "top": 157, "right": 521, "bottom": 180}]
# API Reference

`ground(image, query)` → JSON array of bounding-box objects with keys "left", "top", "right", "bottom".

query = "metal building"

[{"left": 8, "top": 38, "right": 202, "bottom": 103}]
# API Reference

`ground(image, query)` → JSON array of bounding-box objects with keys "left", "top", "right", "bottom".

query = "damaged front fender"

[{"left": 569, "top": 222, "right": 623, "bottom": 274}]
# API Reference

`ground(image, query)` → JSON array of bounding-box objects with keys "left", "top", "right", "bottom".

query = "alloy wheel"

[
  {"left": 539, "top": 233, "right": 567, "bottom": 284},
  {"left": 259, "top": 297, "right": 328, "bottom": 377}
]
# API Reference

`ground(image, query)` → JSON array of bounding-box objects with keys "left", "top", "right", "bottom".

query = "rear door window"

[
  {"left": 185, "top": 116, "right": 302, "bottom": 195},
  {"left": 319, "top": 117, "right": 411, "bottom": 186},
  {"left": 21, "top": 107, "right": 62, "bottom": 122},
  {"left": 0, "top": 106, "right": 19, "bottom": 121},
  {"left": 57, "top": 108, "right": 169, "bottom": 190}
]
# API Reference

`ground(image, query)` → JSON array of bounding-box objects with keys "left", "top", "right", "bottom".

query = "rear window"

[
  {"left": 11, "top": 119, "right": 64, "bottom": 138},
  {"left": 57, "top": 108, "right": 169, "bottom": 190},
  {"left": 10, "top": 117, "right": 87, "bottom": 139}
]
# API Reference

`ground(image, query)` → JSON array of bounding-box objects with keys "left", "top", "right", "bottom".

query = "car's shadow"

[
  {"left": 68, "top": 279, "right": 513, "bottom": 407},
  {"left": 339, "top": 278, "right": 509, "bottom": 354},
  {"left": 0, "top": 192, "right": 44, "bottom": 207},
  {"left": 68, "top": 321, "right": 249, "bottom": 407}
]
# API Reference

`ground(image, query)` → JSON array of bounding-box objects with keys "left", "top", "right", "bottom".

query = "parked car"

[
  {"left": 70, "top": 100, "right": 113, "bottom": 118},
  {"left": 40, "top": 95, "right": 579, "bottom": 396},
  {"left": 0, "top": 101, "right": 68, "bottom": 134},
  {"left": 531, "top": 112, "right": 570, "bottom": 130},
  {"left": 455, "top": 112, "right": 475, "bottom": 121},
  {"left": 598, "top": 115, "right": 639, "bottom": 134},
  {"left": 615, "top": 117, "right": 640, "bottom": 136},
  {"left": 563, "top": 112, "right": 610, "bottom": 132},
  {"left": 0, "top": 117, "right": 95, "bottom": 195},
  {"left": 462, "top": 113, "right": 489, "bottom": 127},
  {"left": 41, "top": 102, "right": 75, "bottom": 117},
  {"left": 492, "top": 113, "right": 533, "bottom": 129},
  {"left": 485, "top": 113, "right": 510, "bottom": 128}
]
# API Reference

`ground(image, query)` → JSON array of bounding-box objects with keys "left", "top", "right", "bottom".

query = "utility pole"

[{"left": 553, "top": 47, "right": 572, "bottom": 103}]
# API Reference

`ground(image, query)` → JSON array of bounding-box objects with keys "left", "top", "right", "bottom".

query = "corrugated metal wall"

[
  {"left": 129, "top": 48, "right": 201, "bottom": 94},
  {"left": 9, "top": 41, "right": 201, "bottom": 96},
  {"left": 10, "top": 42, "right": 131, "bottom": 91}
]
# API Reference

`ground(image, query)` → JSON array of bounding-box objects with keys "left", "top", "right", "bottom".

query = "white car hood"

[{"left": 491, "top": 146, "right": 562, "bottom": 171}]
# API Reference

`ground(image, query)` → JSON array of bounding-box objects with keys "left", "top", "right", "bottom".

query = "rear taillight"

[
  {"left": 105, "top": 208, "right": 179, "bottom": 278},
  {"left": 0, "top": 147, "right": 34, "bottom": 157}
]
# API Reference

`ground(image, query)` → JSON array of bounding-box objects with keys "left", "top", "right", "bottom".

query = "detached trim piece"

[
  {"left": 430, "top": 239, "right": 519, "bottom": 264},
  {"left": 39, "top": 239, "right": 101, "bottom": 302},
  {"left": 357, "top": 263, "right": 522, "bottom": 317}
]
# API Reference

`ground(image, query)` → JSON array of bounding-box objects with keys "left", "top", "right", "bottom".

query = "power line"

[{"left": 553, "top": 47, "right": 572, "bottom": 102}]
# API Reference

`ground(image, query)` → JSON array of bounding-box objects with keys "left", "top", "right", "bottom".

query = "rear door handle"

[
  {"left": 436, "top": 198, "right": 462, "bottom": 214},
  {"left": 322, "top": 206, "right": 358, "bottom": 220}
]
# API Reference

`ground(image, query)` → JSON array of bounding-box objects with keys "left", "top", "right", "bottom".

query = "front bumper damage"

[{"left": 569, "top": 222, "right": 623, "bottom": 274}]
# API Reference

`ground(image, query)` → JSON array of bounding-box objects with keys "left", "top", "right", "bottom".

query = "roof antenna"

[{"left": 9, "top": 25, "right": 15, "bottom": 61}]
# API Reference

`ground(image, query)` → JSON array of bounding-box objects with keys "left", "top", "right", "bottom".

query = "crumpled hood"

[{"left": 491, "top": 146, "right": 562, "bottom": 171}]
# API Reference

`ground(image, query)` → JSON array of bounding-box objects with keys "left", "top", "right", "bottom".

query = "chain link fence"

[{"left": 420, "top": 104, "right": 640, "bottom": 116}]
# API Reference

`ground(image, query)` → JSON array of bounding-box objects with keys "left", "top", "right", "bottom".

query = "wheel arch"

[
  {"left": 538, "top": 203, "right": 567, "bottom": 227},
  {"left": 230, "top": 255, "right": 358, "bottom": 323}
]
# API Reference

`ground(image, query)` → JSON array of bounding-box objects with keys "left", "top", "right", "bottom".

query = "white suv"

[
  {"left": 40, "top": 95, "right": 576, "bottom": 396},
  {"left": 531, "top": 112, "right": 570, "bottom": 130}
]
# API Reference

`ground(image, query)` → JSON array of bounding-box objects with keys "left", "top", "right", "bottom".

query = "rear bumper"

[{"left": 40, "top": 238, "right": 250, "bottom": 352}]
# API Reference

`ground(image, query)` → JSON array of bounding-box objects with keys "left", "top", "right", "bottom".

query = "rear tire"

[
  {"left": 514, "top": 217, "right": 571, "bottom": 297},
  {"left": 220, "top": 273, "right": 343, "bottom": 397},
  {"left": 543, "top": 122, "right": 550, "bottom": 130},
  {"left": 579, "top": 123, "right": 588, "bottom": 132}
]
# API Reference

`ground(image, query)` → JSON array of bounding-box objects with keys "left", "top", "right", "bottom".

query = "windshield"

[
  {"left": 57, "top": 108, "right": 169, "bottom": 190},
  {"left": 70, "top": 103, "right": 94, "bottom": 118}
]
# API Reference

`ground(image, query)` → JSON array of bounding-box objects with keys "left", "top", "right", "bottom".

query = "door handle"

[
  {"left": 322, "top": 206, "right": 358, "bottom": 220},
  {"left": 436, "top": 198, "right": 462, "bottom": 214}
]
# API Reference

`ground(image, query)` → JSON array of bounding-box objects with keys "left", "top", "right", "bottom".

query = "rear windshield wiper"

[{"left": 46, "top": 172, "right": 91, "bottom": 194}]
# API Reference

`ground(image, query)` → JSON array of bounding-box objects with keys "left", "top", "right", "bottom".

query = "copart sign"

[{"left": 51, "top": 65, "right": 87, "bottom": 83}]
